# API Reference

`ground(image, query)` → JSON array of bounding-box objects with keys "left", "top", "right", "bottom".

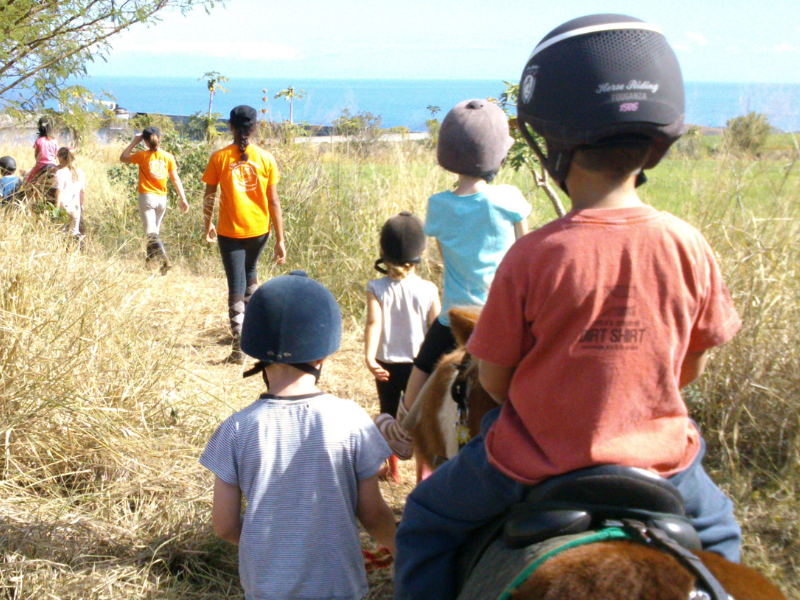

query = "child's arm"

[
  {"left": 356, "top": 474, "right": 396, "bottom": 555},
  {"left": 119, "top": 134, "right": 142, "bottom": 164},
  {"left": 514, "top": 219, "right": 529, "bottom": 239},
  {"left": 266, "top": 184, "right": 286, "bottom": 265},
  {"left": 477, "top": 359, "right": 516, "bottom": 404},
  {"left": 168, "top": 169, "right": 190, "bottom": 213},
  {"left": 679, "top": 350, "right": 709, "bottom": 388},
  {"left": 427, "top": 293, "right": 441, "bottom": 327},
  {"left": 203, "top": 184, "right": 218, "bottom": 243},
  {"left": 80, "top": 188, "right": 85, "bottom": 210},
  {"left": 212, "top": 476, "right": 242, "bottom": 545},
  {"left": 365, "top": 292, "right": 390, "bottom": 381}
]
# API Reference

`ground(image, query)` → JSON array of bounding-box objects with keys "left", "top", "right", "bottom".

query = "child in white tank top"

[{"left": 365, "top": 213, "right": 440, "bottom": 482}]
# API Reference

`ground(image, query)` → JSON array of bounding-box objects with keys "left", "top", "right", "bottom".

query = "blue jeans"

[{"left": 394, "top": 408, "right": 741, "bottom": 600}]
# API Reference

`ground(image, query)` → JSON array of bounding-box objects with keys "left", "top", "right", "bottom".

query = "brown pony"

[{"left": 405, "top": 307, "right": 788, "bottom": 600}]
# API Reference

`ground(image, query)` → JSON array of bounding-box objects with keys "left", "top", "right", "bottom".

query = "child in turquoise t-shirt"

[{"left": 374, "top": 99, "right": 530, "bottom": 473}]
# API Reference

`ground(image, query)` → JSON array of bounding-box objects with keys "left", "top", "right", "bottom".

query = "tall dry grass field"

[{"left": 0, "top": 133, "right": 797, "bottom": 598}]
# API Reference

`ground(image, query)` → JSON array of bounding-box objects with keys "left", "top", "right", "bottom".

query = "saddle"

[{"left": 456, "top": 465, "right": 702, "bottom": 593}]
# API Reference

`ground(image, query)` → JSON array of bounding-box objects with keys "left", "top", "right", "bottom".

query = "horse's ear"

[{"left": 449, "top": 307, "right": 481, "bottom": 347}]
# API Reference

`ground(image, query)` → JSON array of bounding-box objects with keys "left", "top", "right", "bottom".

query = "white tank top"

[{"left": 366, "top": 274, "right": 439, "bottom": 363}]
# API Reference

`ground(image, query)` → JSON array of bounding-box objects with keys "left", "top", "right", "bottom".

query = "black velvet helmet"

[
  {"left": 0, "top": 156, "right": 16, "bottom": 174},
  {"left": 517, "top": 14, "right": 685, "bottom": 192},
  {"left": 375, "top": 211, "right": 426, "bottom": 274},
  {"left": 437, "top": 99, "right": 514, "bottom": 179},
  {"left": 241, "top": 271, "right": 342, "bottom": 367}
]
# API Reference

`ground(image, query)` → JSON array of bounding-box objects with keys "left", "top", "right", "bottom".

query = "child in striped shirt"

[{"left": 201, "top": 271, "right": 397, "bottom": 600}]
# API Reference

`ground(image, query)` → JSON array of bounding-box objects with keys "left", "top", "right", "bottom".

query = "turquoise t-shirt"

[{"left": 424, "top": 184, "right": 531, "bottom": 326}]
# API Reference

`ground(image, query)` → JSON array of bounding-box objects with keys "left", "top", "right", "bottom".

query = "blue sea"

[{"left": 75, "top": 77, "right": 800, "bottom": 133}]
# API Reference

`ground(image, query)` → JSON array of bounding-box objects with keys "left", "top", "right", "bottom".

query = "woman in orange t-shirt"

[
  {"left": 120, "top": 126, "right": 189, "bottom": 274},
  {"left": 201, "top": 105, "right": 286, "bottom": 363}
]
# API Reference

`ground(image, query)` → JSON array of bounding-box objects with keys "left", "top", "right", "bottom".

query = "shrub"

[{"left": 725, "top": 111, "right": 772, "bottom": 155}]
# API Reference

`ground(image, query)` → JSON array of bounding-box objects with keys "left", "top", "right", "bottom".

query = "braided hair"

[{"left": 234, "top": 124, "right": 254, "bottom": 162}]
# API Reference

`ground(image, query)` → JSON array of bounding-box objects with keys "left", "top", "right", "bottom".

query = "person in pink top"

[
  {"left": 26, "top": 117, "right": 59, "bottom": 184},
  {"left": 395, "top": 15, "right": 742, "bottom": 600}
]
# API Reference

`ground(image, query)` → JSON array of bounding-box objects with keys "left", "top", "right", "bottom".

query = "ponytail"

[
  {"left": 143, "top": 132, "right": 160, "bottom": 151},
  {"left": 38, "top": 117, "right": 55, "bottom": 139}
]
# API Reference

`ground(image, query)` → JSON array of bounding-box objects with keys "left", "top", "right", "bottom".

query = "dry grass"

[{"left": 0, "top": 135, "right": 798, "bottom": 598}]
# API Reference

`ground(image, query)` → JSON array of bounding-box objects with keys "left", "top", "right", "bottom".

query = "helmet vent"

[{"left": 577, "top": 30, "right": 668, "bottom": 72}]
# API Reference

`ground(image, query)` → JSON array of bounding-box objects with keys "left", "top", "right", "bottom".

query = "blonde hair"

[
  {"left": 57, "top": 147, "right": 78, "bottom": 182},
  {"left": 386, "top": 262, "right": 416, "bottom": 281}
]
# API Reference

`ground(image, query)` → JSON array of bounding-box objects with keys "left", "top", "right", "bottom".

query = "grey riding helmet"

[
  {"left": 437, "top": 99, "right": 515, "bottom": 180},
  {"left": 375, "top": 211, "right": 426, "bottom": 273},
  {"left": 241, "top": 270, "right": 342, "bottom": 368},
  {"left": 517, "top": 14, "right": 685, "bottom": 191}
]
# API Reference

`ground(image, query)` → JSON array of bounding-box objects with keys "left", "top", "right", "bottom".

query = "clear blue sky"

[{"left": 90, "top": 0, "right": 800, "bottom": 83}]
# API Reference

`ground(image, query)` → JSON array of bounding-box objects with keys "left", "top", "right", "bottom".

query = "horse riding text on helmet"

[{"left": 516, "top": 13, "right": 685, "bottom": 193}]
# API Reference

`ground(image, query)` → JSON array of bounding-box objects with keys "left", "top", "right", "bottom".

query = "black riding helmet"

[
  {"left": 517, "top": 14, "right": 685, "bottom": 193},
  {"left": 375, "top": 211, "right": 426, "bottom": 274},
  {"left": 241, "top": 271, "right": 342, "bottom": 383},
  {"left": 0, "top": 156, "right": 16, "bottom": 174},
  {"left": 437, "top": 99, "right": 515, "bottom": 180}
]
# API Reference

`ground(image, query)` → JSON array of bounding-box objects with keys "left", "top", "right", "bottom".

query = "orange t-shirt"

[
  {"left": 201, "top": 144, "right": 280, "bottom": 239},
  {"left": 130, "top": 149, "right": 177, "bottom": 196},
  {"left": 466, "top": 205, "right": 741, "bottom": 485}
]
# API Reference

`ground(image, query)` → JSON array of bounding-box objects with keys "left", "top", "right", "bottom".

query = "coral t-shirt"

[
  {"left": 129, "top": 149, "right": 177, "bottom": 196},
  {"left": 202, "top": 144, "right": 280, "bottom": 239},
  {"left": 466, "top": 205, "right": 741, "bottom": 484}
]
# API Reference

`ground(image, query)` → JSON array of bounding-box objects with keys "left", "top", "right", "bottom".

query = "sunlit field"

[{"left": 0, "top": 128, "right": 797, "bottom": 598}]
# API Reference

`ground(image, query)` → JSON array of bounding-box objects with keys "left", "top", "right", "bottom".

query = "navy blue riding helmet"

[
  {"left": 516, "top": 14, "right": 685, "bottom": 193},
  {"left": 241, "top": 270, "right": 342, "bottom": 382}
]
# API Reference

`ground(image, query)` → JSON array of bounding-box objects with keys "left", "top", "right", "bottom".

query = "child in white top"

[
  {"left": 366, "top": 212, "right": 440, "bottom": 482},
  {"left": 53, "top": 147, "right": 85, "bottom": 240}
]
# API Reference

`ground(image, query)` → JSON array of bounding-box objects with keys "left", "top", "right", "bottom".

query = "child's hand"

[
  {"left": 205, "top": 223, "right": 217, "bottom": 243},
  {"left": 273, "top": 240, "right": 286, "bottom": 265},
  {"left": 133, "top": 133, "right": 144, "bottom": 144},
  {"left": 374, "top": 413, "right": 413, "bottom": 459},
  {"left": 179, "top": 199, "right": 189, "bottom": 214},
  {"left": 366, "top": 359, "right": 390, "bottom": 381}
]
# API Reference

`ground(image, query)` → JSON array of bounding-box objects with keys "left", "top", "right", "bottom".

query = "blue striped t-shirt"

[{"left": 200, "top": 392, "right": 392, "bottom": 600}]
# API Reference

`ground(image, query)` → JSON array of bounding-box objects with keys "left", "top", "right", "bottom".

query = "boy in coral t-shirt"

[{"left": 395, "top": 15, "right": 742, "bottom": 600}]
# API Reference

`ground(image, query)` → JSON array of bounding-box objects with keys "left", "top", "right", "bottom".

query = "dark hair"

[
  {"left": 142, "top": 130, "right": 160, "bottom": 151},
  {"left": 232, "top": 123, "right": 254, "bottom": 162},
  {"left": 572, "top": 136, "right": 653, "bottom": 180},
  {"left": 37, "top": 117, "right": 55, "bottom": 139}
]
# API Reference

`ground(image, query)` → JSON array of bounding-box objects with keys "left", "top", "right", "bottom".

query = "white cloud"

[
  {"left": 110, "top": 38, "right": 302, "bottom": 61},
  {"left": 685, "top": 32, "right": 709, "bottom": 46},
  {"left": 774, "top": 42, "right": 798, "bottom": 52}
]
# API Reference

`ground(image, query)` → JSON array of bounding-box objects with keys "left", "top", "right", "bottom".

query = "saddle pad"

[{"left": 456, "top": 528, "right": 630, "bottom": 600}]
